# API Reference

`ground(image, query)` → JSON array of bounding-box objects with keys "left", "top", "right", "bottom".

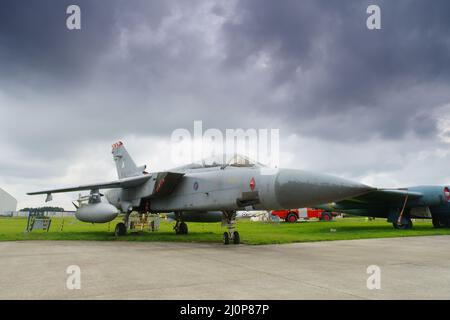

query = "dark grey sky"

[{"left": 1, "top": 0, "right": 450, "bottom": 208}]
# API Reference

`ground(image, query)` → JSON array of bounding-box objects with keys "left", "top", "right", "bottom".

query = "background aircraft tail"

[{"left": 111, "top": 141, "right": 146, "bottom": 179}]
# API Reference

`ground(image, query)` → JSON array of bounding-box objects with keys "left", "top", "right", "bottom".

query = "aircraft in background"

[
  {"left": 317, "top": 186, "right": 450, "bottom": 229},
  {"left": 28, "top": 141, "right": 373, "bottom": 244}
]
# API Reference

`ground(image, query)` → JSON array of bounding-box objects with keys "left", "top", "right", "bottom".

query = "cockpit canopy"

[{"left": 175, "top": 154, "right": 265, "bottom": 170}]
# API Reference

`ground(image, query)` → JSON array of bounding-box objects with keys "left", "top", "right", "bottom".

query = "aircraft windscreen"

[
  {"left": 227, "top": 154, "right": 258, "bottom": 167},
  {"left": 175, "top": 154, "right": 264, "bottom": 170}
]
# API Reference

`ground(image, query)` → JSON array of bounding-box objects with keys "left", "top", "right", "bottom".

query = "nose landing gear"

[{"left": 223, "top": 211, "right": 240, "bottom": 245}]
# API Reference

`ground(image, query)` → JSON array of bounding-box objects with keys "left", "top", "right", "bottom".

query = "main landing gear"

[
  {"left": 432, "top": 216, "right": 450, "bottom": 228},
  {"left": 391, "top": 199, "right": 413, "bottom": 230},
  {"left": 392, "top": 210, "right": 413, "bottom": 230},
  {"left": 223, "top": 211, "right": 240, "bottom": 245},
  {"left": 114, "top": 222, "right": 127, "bottom": 236},
  {"left": 173, "top": 212, "right": 188, "bottom": 235},
  {"left": 114, "top": 211, "right": 131, "bottom": 236},
  {"left": 175, "top": 221, "right": 188, "bottom": 234}
]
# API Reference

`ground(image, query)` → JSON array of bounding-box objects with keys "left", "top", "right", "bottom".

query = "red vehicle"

[{"left": 271, "top": 208, "right": 337, "bottom": 223}]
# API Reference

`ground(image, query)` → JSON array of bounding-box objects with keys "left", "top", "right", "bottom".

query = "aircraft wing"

[
  {"left": 334, "top": 188, "right": 423, "bottom": 205},
  {"left": 27, "top": 174, "right": 153, "bottom": 195}
]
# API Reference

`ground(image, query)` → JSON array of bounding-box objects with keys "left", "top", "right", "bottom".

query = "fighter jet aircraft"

[
  {"left": 317, "top": 186, "right": 450, "bottom": 229},
  {"left": 28, "top": 141, "right": 373, "bottom": 244}
]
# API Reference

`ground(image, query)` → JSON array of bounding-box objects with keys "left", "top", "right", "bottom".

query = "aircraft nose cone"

[{"left": 274, "top": 169, "right": 373, "bottom": 209}]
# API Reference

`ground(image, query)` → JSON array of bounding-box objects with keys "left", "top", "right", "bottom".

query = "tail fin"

[{"left": 111, "top": 141, "right": 146, "bottom": 179}]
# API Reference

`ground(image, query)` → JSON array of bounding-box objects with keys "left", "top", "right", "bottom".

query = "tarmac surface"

[{"left": 1, "top": 236, "right": 449, "bottom": 299}]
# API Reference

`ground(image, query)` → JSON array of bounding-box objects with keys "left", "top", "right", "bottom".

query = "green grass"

[{"left": 1, "top": 216, "right": 450, "bottom": 245}]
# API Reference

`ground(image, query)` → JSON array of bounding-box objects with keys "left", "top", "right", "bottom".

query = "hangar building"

[{"left": 0, "top": 188, "right": 17, "bottom": 213}]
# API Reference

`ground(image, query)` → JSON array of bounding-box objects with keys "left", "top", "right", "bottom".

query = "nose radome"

[{"left": 274, "top": 169, "right": 373, "bottom": 209}]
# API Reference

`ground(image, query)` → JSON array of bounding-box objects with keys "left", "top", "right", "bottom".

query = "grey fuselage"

[{"left": 105, "top": 165, "right": 372, "bottom": 214}]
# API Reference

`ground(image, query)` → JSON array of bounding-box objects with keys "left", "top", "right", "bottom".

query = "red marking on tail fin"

[{"left": 112, "top": 141, "right": 123, "bottom": 149}]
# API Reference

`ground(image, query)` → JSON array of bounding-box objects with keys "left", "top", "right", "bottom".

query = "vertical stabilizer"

[{"left": 111, "top": 141, "right": 146, "bottom": 179}]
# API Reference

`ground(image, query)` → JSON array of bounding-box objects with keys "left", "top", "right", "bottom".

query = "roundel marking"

[{"left": 250, "top": 177, "right": 256, "bottom": 191}]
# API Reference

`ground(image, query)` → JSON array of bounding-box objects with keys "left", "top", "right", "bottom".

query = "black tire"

[
  {"left": 321, "top": 212, "right": 332, "bottom": 222},
  {"left": 393, "top": 219, "right": 413, "bottom": 230},
  {"left": 432, "top": 217, "right": 442, "bottom": 228},
  {"left": 223, "top": 232, "right": 230, "bottom": 245},
  {"left": 286, "top": 212, "right": 298, "bottom": 223},
  {"left": 114, "top": 222, "right": 126, "bottom": 236},
  {"left": 444, "top": 218, "right": 450, "bottom": 228},
  {"left": 179, "top": 222, "right": 188, "bottom": 234},
  {"left": 407, "top": 219, "right": 413, "bottom": 229},
  {"left": 233, "top": 231, "right": 240, "bottom": 245}
]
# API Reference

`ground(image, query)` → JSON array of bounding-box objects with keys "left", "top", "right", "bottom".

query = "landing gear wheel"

[
  {"left": 286, "top": 212, "right": 297, "bottom": 223},
  {"left": 175, "top": 221, "right": 188, "bottom": 235},
  {"left": 432, "top": 217, "right": 442, "bottom": 228},
  {"left": 179, "top": 222, "right": 188, "bottom": 234},
  {"left": 223, "top": 211, "right": 239, "bottom": 245},
  {"left": 442, "top": 218, "right": 450, "bottom": 228},
  {"left": 393, "top": 219, "right": 413, "bottom": 230},
  {"left": 223, "top": 232, "right": 230, "bottom": 245},
  {"left": 233, "top": 231, "right": 240, "bottom": 244},
  {"left": 114, "top": 222, "right": 127, "bottom": 236}
]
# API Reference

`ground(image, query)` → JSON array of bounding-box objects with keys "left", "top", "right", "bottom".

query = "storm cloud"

[{"left": 1, "top": 0, "right": 450, "bottom": 208}]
